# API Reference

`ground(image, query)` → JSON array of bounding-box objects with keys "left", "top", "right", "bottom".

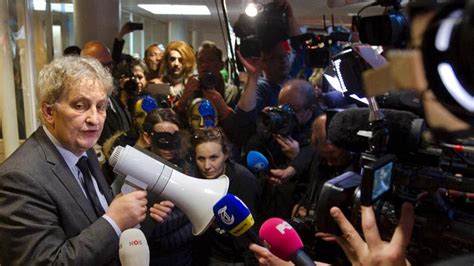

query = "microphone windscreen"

[
  {"left": 119, "top": 228, "right": 150, "bottom": 266},
  {"left": 213, "top": 194, "right": 255, "bottom": 237},
  {"left": 327, "top": 108, "right": 424, "bottom": 153},
  {"left": 246, "top": 151, "right": 269, "bottom": 173},
  {"left": 259, "top": 218, "right": 304, "bottom": 261}
]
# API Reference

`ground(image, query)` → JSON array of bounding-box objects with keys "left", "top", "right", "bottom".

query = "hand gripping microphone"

[
  {"left": 119, "top": 228, "right": 149, "bottom": 266},
  {"left": 246, "top": 151, "right": 269, "bottom": 174},
  {"left": 259, "top": 218, "right": 315, "bottom": 266},
  {"left": 213, "top": 194, "right": 260, "bottom": 244}
]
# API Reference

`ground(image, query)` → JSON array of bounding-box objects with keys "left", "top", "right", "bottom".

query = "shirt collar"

[{"left": 43, "top": 125, "right": 87, "bottom": 169}]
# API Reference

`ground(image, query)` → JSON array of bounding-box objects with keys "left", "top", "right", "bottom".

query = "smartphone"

[
  {"left": 360, "top": 154, "right": 396, "bottom": 206},
  {"left": 128, "top": 22, "right": 143, "bottom": 31}
]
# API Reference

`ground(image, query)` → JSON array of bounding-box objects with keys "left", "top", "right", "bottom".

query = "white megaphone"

[{"left": 109, "top": 145, "right": 229, "bottom": 235}]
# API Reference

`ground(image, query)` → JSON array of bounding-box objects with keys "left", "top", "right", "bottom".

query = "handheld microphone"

[
  {"left": 246, "top": 151, "right": 269, "bottom": 174},
  {"left": 259, "top": 218, "right": 315, "bottom": 266},
  {"left": 213, "top": 194, "right": 260, "bottom": 244},
  {"left": 327, "top": 108, "right": 426, "bottom": 154},
  {"left": 119, "top": 228, "right": 150, "bottom": 266}
]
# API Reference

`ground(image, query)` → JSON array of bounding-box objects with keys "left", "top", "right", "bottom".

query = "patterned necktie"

[{"left": 76, "top": 156, "right": 105, "bottom": 217}]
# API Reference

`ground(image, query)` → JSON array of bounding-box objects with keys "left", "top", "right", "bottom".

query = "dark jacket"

[
  {"left": 194, "top": 161, "right": 261, "bottom": 265},
  {"left": 0, "top": 127, "right": 118, "bottom": 265}
]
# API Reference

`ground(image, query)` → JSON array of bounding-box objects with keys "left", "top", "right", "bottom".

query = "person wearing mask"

[
  {"left": 138, "top": 108, "right": 195, "bottom": 266},
  {"left": 190, "top": 128, "right": 261, "bottom": 265},
  {"left": 0, "top": 56, "right": 147, "bottom": 265}
]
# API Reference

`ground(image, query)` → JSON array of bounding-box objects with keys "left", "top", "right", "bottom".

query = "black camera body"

[
  {"left": 258, "top": 104, "right": 296, "bottom": 137},
  {"left": 199, "top": 72, "right": 218, "bottom": 90},
  {"left": 234, "top": 2, "right": 289, "bottom": 58},
  {"left": 114, "top": 58, "right": 140, "bottom": 95}
]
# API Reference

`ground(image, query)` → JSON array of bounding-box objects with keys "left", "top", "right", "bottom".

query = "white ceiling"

[{"left": 120, "top": 0, "right": 385, "bottom": 31}]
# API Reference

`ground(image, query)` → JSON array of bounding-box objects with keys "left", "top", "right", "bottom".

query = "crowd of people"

[{"left": 0, "top": 2, "right": 420, "bottom": 265}]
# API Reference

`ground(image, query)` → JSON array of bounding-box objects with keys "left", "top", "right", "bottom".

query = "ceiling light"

[
  {"left": 245, "top": 3, "right": 257, "bottom": 17},
  {"left": 33, "top": 0, "right": 73, "bottom": 13},
  {"left": 138, "top": 4, "right": 211, "bottom": 15},
  {"left": 245, "top": 2, "right": 263, "bottom": 17}
]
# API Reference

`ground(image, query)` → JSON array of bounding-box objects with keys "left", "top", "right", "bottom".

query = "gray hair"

[{"left": 36, "top": 56, "right": 113, "bottom": 123}]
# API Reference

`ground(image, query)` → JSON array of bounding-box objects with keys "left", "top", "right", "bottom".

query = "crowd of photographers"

[{"left": 50, "top": 0, "right": 472, "bottom": 265}]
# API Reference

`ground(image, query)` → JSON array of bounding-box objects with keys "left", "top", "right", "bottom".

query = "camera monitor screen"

[
  {"left": 372, "top": 161, "right": 393, "bottom": 200},
  {"left": 361, "top": 154, "right": 396, "bottom": 206}
]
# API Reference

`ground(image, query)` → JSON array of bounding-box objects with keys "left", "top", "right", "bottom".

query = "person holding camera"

[
  {"left": 245, "top": 79, "right": 321, "bottom": 220},
  {"left": 254, "top": 0, "right": 303, "bottom": 113},
  {"left": 290, "top": 114, "right": 358, "bottom": 263}
]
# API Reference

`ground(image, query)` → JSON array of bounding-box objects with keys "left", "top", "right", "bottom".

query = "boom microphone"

[
  {"left": 259, "top": 218, "right": 315, "bottom": 266},
  {"left": 109, "top": 145, "right": 229, "bottom": 235},
  {"left": 213, "top": 194, "right": 260, "bottom": 244},
  {"left": 327, "top": 108, "right": 426, "bottom": 154},
  {"left": 246, "top": 151, "right": 269, "bottom": 173},
  {"left": 119, "top": 228, "right": 149, "bottom": 266}
]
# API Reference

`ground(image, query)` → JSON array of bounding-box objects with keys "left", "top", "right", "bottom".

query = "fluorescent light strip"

[
  {"left": 33, "top": 0, "right": 73, "bottom": 12},
  {"left": 138, "top": 4, "right": 211, "bottom": 15},
  {"left": 438, "top": 62, "right": 474, "bottom": 112}
]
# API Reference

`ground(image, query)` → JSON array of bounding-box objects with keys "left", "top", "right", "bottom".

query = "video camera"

[
  {"left": 258, "top": 104, "right": 297, "bottom": 137},
  {"left": 356, "top": 0, "right": 410, "bottom": 48},
  {"left": 290, "top": 0, "right": 474, "bottom": 264},
  {"left": 233, "top": 2, "right": 289, "bottom": 57}
]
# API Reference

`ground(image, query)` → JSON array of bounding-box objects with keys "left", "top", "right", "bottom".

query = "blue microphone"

[
  {"left": 246, "top": 151, "right": 269, "bottom": 174},
  {"left": 213, "top": 194, "right": 260, "bottom": 244}
]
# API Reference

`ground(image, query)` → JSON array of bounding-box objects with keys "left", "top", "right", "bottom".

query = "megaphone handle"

[
  {"left": 121, "top": 183, "right": 136, "bottom": 195},
  {"left": 120, "top": 180, "right": 143, "bottom": 229},
  {"left": 121, "top": 175, "right": 148, "bottom": 194}
]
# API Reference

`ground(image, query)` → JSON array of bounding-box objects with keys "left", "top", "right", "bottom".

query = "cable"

[
  {"left": 215, "top": 0, "right": 228, "bottom": 51},
  {"left": 220, "top": 0, "right": 239, "bottom": 86}
]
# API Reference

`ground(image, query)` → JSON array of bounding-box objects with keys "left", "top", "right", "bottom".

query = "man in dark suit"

[{"left": 0, "top": 56, "right": 148, "bottom": 265}]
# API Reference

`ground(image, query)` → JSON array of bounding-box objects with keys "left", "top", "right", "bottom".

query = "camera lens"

[{"left": 200, "top": 72, "right": 217, "bottom": 89}]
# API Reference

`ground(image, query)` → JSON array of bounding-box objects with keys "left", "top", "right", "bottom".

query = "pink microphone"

[{"left": 259, "top": 217, "right": 315, "bottom": 266}]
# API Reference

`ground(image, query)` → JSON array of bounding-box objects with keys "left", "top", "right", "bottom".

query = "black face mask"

[{"left": 152, "top": 132, "right": 180, "bottom": 150}]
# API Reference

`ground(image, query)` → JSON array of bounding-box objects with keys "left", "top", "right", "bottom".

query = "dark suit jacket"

[
  {"left": 99, "top": 94, "right": 132, "bottom": 145},
  {"left": 0, "top": 127, "right": 119, "bottom": 265}
]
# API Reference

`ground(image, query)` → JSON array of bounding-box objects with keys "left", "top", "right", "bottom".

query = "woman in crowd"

[
  {"left": 141, "top": 108, "right": 196, "bottom": 266},
  {"left": 190, "top": 127, "right": 261, "bottom": 265}
]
